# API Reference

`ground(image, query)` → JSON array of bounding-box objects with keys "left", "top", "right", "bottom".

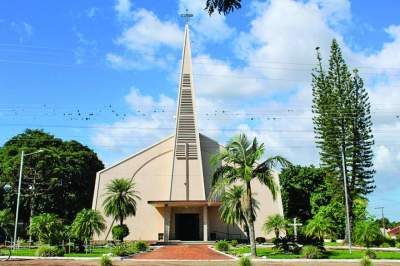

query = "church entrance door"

[{"left": 175, "top": 213, "right": 200, "bottom": 240}]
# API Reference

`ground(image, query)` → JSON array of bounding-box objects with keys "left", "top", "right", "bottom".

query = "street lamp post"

[{"left": 13, "top": 149, "right": 43, "bottom": 249}]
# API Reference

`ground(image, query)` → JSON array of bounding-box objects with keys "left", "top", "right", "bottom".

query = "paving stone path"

[{"left": 132, "top": 245, "right": 232, "bottom": 260}]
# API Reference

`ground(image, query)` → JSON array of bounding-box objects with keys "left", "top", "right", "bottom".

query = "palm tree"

[
  {"left": 102, "top": 178, "right": 140, "bottom": 240},
  {"left": 29, "top": 213, "right": 63, "bottom": 245},
  {"left": 0, "top": 209, "right": 14, "bottom": 241},
  {"left": 304, "top": 214, "right": 335, "bottom": 241},
  {"left": 210, "top": 134, "right": 290, "bottom": 257},
  {"left": 219, "top": 185, "right": 258, "bottom": 240},
  {"left": 71, "top": 209, "right": 106, "bottom": 244},
  {"left": 353, "top": 219, "right": 381, "bottom": 247},
  {"left": 263, "top": 214, "right": 287, "bottom": 239}
]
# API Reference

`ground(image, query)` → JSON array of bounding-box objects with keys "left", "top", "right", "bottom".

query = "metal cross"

[
  {"left": 180, "top": 9, "right": 193, "bottom": 25},
  {"left": 289, "top": 217, "right": 303, "bottom": 241}
]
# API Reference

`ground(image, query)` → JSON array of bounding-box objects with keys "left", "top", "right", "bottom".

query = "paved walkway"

[{"left": 132, "top": 245, "right": 233, "bottom": 260}]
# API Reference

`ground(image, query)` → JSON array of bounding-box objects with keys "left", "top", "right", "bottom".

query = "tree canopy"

[
  {"left": 205, "top": 0, "right": 242, "bottom": 15},
  {"left": 0, "top": 129, "right": 104, "bottom": 226}
]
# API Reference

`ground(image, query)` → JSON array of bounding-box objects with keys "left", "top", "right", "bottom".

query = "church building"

[{"left": 92, "top": 24, "right": 284, "bottom": 242}]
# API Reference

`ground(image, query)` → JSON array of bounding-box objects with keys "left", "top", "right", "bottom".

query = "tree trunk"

[
  {"left": 246, "top": 181, "right": 257, "bottom": 258},
  {"left": 275, "top": 229, "right": 279, "bottom": 239}
]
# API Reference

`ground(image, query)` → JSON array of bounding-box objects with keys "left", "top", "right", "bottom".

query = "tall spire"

[{"left": 169, "top": 24, "right": 205, "bottom": 201}]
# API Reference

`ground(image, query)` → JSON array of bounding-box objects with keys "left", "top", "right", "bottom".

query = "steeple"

[{"left": 169, "top": 24, "right": 205, "bottom": 201}]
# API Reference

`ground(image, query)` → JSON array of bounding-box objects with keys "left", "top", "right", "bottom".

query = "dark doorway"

[{"left": 175, "top": 213, "right": 200, "bottom": 240}]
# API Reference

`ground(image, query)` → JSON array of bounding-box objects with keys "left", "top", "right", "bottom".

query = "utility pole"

[
  {"left": 340, "top": 144, "right": 352, "bottom": 254},
  {"left": 375, "top": 207, "right": 385, "bottom": 236}
]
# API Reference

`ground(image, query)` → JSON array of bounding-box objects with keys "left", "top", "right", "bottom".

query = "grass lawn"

[
  {"left": 0, "top": 247, "right": 113, "bottom": 257},
  {"left": 228, "top": 246, "right": 400, "bottom": 259}
]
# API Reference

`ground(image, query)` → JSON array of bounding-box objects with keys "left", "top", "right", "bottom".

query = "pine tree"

[{"left": 312, "top": 40, "right": 375, "bottom": 240}]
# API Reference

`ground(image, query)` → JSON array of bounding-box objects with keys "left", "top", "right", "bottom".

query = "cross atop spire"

[{"left": 180, "top": 9, "right": 193, "bottom": 25}]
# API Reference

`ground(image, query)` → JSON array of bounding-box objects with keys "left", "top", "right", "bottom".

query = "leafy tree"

[
  {"left": 210, "top": 134, "right": 290, "bottom": 257},
  {"left": 29, "top": 213, "right": 63, "bottom": 245},
  {"left": 218, "top": 185, "right": 258, "bottom": 240},
  {"left": 0, "top": 129, "right": 104, "bottom": 225},
  {"left": 102, "top": 179, "right": 140, "bottom": 241},
  {"left": 312, "top": 40, "right": 375, "bottom": 240},
  {"left": 353, "top": 219, "right": 381, "bottom": 247},
  {"left": 304, "top": 213, "right": 336, "bottom": 242},
  {"left": 205, "top": 0, "right": 242, "bottom": 15},
  {"left": 279, "top": 165, "right": 327, "bottom": 222},
  {"left": 263, "top": 214, "right": 287, "bottom": 239},
  {"left": 0, "top": 209, "right": 14, "bottom": 240},
  {"left": 71, "top": 209, "right": 106, "bottom": 245}
]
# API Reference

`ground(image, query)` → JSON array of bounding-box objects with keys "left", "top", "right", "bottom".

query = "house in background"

[{"left": 91, "top": 24, "right": 284, "bottom": 242}]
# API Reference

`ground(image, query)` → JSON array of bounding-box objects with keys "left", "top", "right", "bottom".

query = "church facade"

[{"left": 92, "top": 24, "right": 284, "bottom": 242}]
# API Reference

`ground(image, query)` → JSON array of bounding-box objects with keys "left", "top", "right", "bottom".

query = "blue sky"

[{"left": 1, "top": 0, "right": 400, "bottom": 221}]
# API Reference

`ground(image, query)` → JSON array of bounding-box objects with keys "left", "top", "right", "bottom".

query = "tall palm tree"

[
  {"left": 210, "top": 134, "right": 290, "bottom": 257},
  {"left": 102, "top": 178, "right": 141, "bottom": 228},
  {"left": 263, "top": 214, "right": 287, "bottom": 239},
  {"left": 71, "top": 209, "right": 106, "bottom": 244},
  {"left": 219, "top": 185, "right": 258, "bottom": 240}
]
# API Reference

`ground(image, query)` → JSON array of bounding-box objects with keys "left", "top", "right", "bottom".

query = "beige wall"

[{"left": 92, "top": 136, "right": 174, "bottom": 241}]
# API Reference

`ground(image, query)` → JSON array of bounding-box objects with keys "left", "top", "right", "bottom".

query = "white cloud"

[
  {"left": 115, "top": 0, "right": 132, "bottom": 18},
  {"left": 86, "top": 7, "right": 98, "bottom": 18}
]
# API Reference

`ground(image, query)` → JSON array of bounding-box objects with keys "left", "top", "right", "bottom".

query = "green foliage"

[
  {"left": 304, "top": 213, "right": 335, "bottom": 241},
  {"left": 273, "top": 236, "right": 299, "bottom": 253},
  {"left": 379, "top": 243, "right": 390, "bottom": 248},
  {"left": 211, "top": 134, "right": 290, "bottom": 257},
  {"left": 0, "top": 208, "right": 14, "bottom": 238},
  {"left": 230, "top": 239, "right": 238, "bottom": 247},
  {"left": 0, "top": 129, "right": 104, "bottom": 224},
  {"left": 353, "top": 220, "right": 381, "bottom": 247},
  {"left": 360, "top": 256, "right": 374, "bottom": 266},
  {"left": 100, "top": 254, "right": 113, "bottom": 266},
  {"left": 132, "top": 241, "right": 148, "bottom": 252},
  {"left": 279, "top": 165, "right": 327, "bottom": 222},
  {"left": 29, "top": 213, "right": 63, "bottom": 245},
  {"left": 205, "top": 0, "right": 241, "bottom": 15},
  {"left": 301, "top": 245, "right": 323, "bottom": 259},
  {"left": 35, "top": 245, "right": 65, "bottom": 257},
  {"left": 238, "top": 256, "right": 252, "bottom": 266},
  {"left": 102, "top": 178, "right": 140, "bottom": 240},
  {"left": 215, "top": 240, "right": 230, "bottom": 251},
  {"left": 396, "top": 242, "right": 400, "bottom": 249},
  {"left": 71, "top": 209, "right": 106, "bottom": 242},
  {"left": 262, "top": 214, "right": 287, "bottom": 239},
  {"left": 365, "top": 249, "right": 376, "bottom": 259},
  {"left": 112, "top": 244, "right": 130, "bottom": 257},
  {"left": 312, "top": 40, "right": 375, "bottom": 240},
  {"left": 111, "top": 224, "right": 129, "bottom": 242}
]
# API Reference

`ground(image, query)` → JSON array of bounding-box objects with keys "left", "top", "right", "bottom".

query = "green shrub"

[
  {"left": 364, "top": 249, "right": 376, "bottom": 259},
  {"left": 112, "top": 244, "right": 129, "bottom": 257},
  {"left": 379, "top": 242, "right": 390, "bottom": 248},
  {"left": 238, "top": 256, "right": 252, "bottom": 266},
  {"left": 215, "top": 240, "right": 229, "bottom": 251},
  {"left": 133, "top": 241, "right": 148, "bottom": 252},
  {"left": 301, "top": 245, "right": 323, "bottom": 259},
  {"left": 360, "top": 256, "right": 374, "bottom": 266},
  {"left": 112, "top": 224, "right": 129, "bottom": 241},
  {"left": 35, "top": 246, "right": 65, "bottom": 257},
  {"left": 230, "top": 240, "right": 238, "bottom": 247},
  {"left": 100, "top": 254, "right": 112, "bottom": 266},
  {"left": 396, "top": 242, "right": 400, "bottom": 248},
  {"left": 273, "top": 236, "right": 299, "bottom": 253}
]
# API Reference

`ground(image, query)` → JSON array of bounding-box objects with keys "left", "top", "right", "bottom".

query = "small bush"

[
  {"left": 360, "top": 256, "right": 374, "bottom": 266},
  {"left": 238, "top": 256, "right": 252, "bottom": 266},
  {"left": 379, "top": 242, "right": 390, "bottom": 248},
  {"left": 112, "top": 244, "right": 129, "bottom": 257},
  {"left": 230, "top": 240, "right": 238, "bottom": 247},
  {"left": 133, "top": 241, "right": 148, "bottom": 252},
  {"left": 364, "top": 249, "right": 376, "bottom": 259},
  {"left": 301, "top": 245, "right": 323, "bottom": 259},
  {"left": 36, "top": 246, "right": 65, "bottom": 257},
  {"left": 255, "top": 237, "right": 266, "bottom": 244},
  {"left": 215, "top": 240, "right": 229, "bottom": 251},
  {"left": 273, "top": 236, "right": 299, "bottom": 253},
  {"left": 396, "top": 242, "right": 400, "bottom": 248},
  {"left": 100, "top": 254, "right": 112, "bottom": 266},
  {"left": 112, "top": 224, "right": 129, "bottom": 241}
]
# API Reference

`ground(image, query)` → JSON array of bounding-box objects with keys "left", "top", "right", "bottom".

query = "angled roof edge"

[{"left": 98, "top": 134, "right": 174, "bottom": 174}]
